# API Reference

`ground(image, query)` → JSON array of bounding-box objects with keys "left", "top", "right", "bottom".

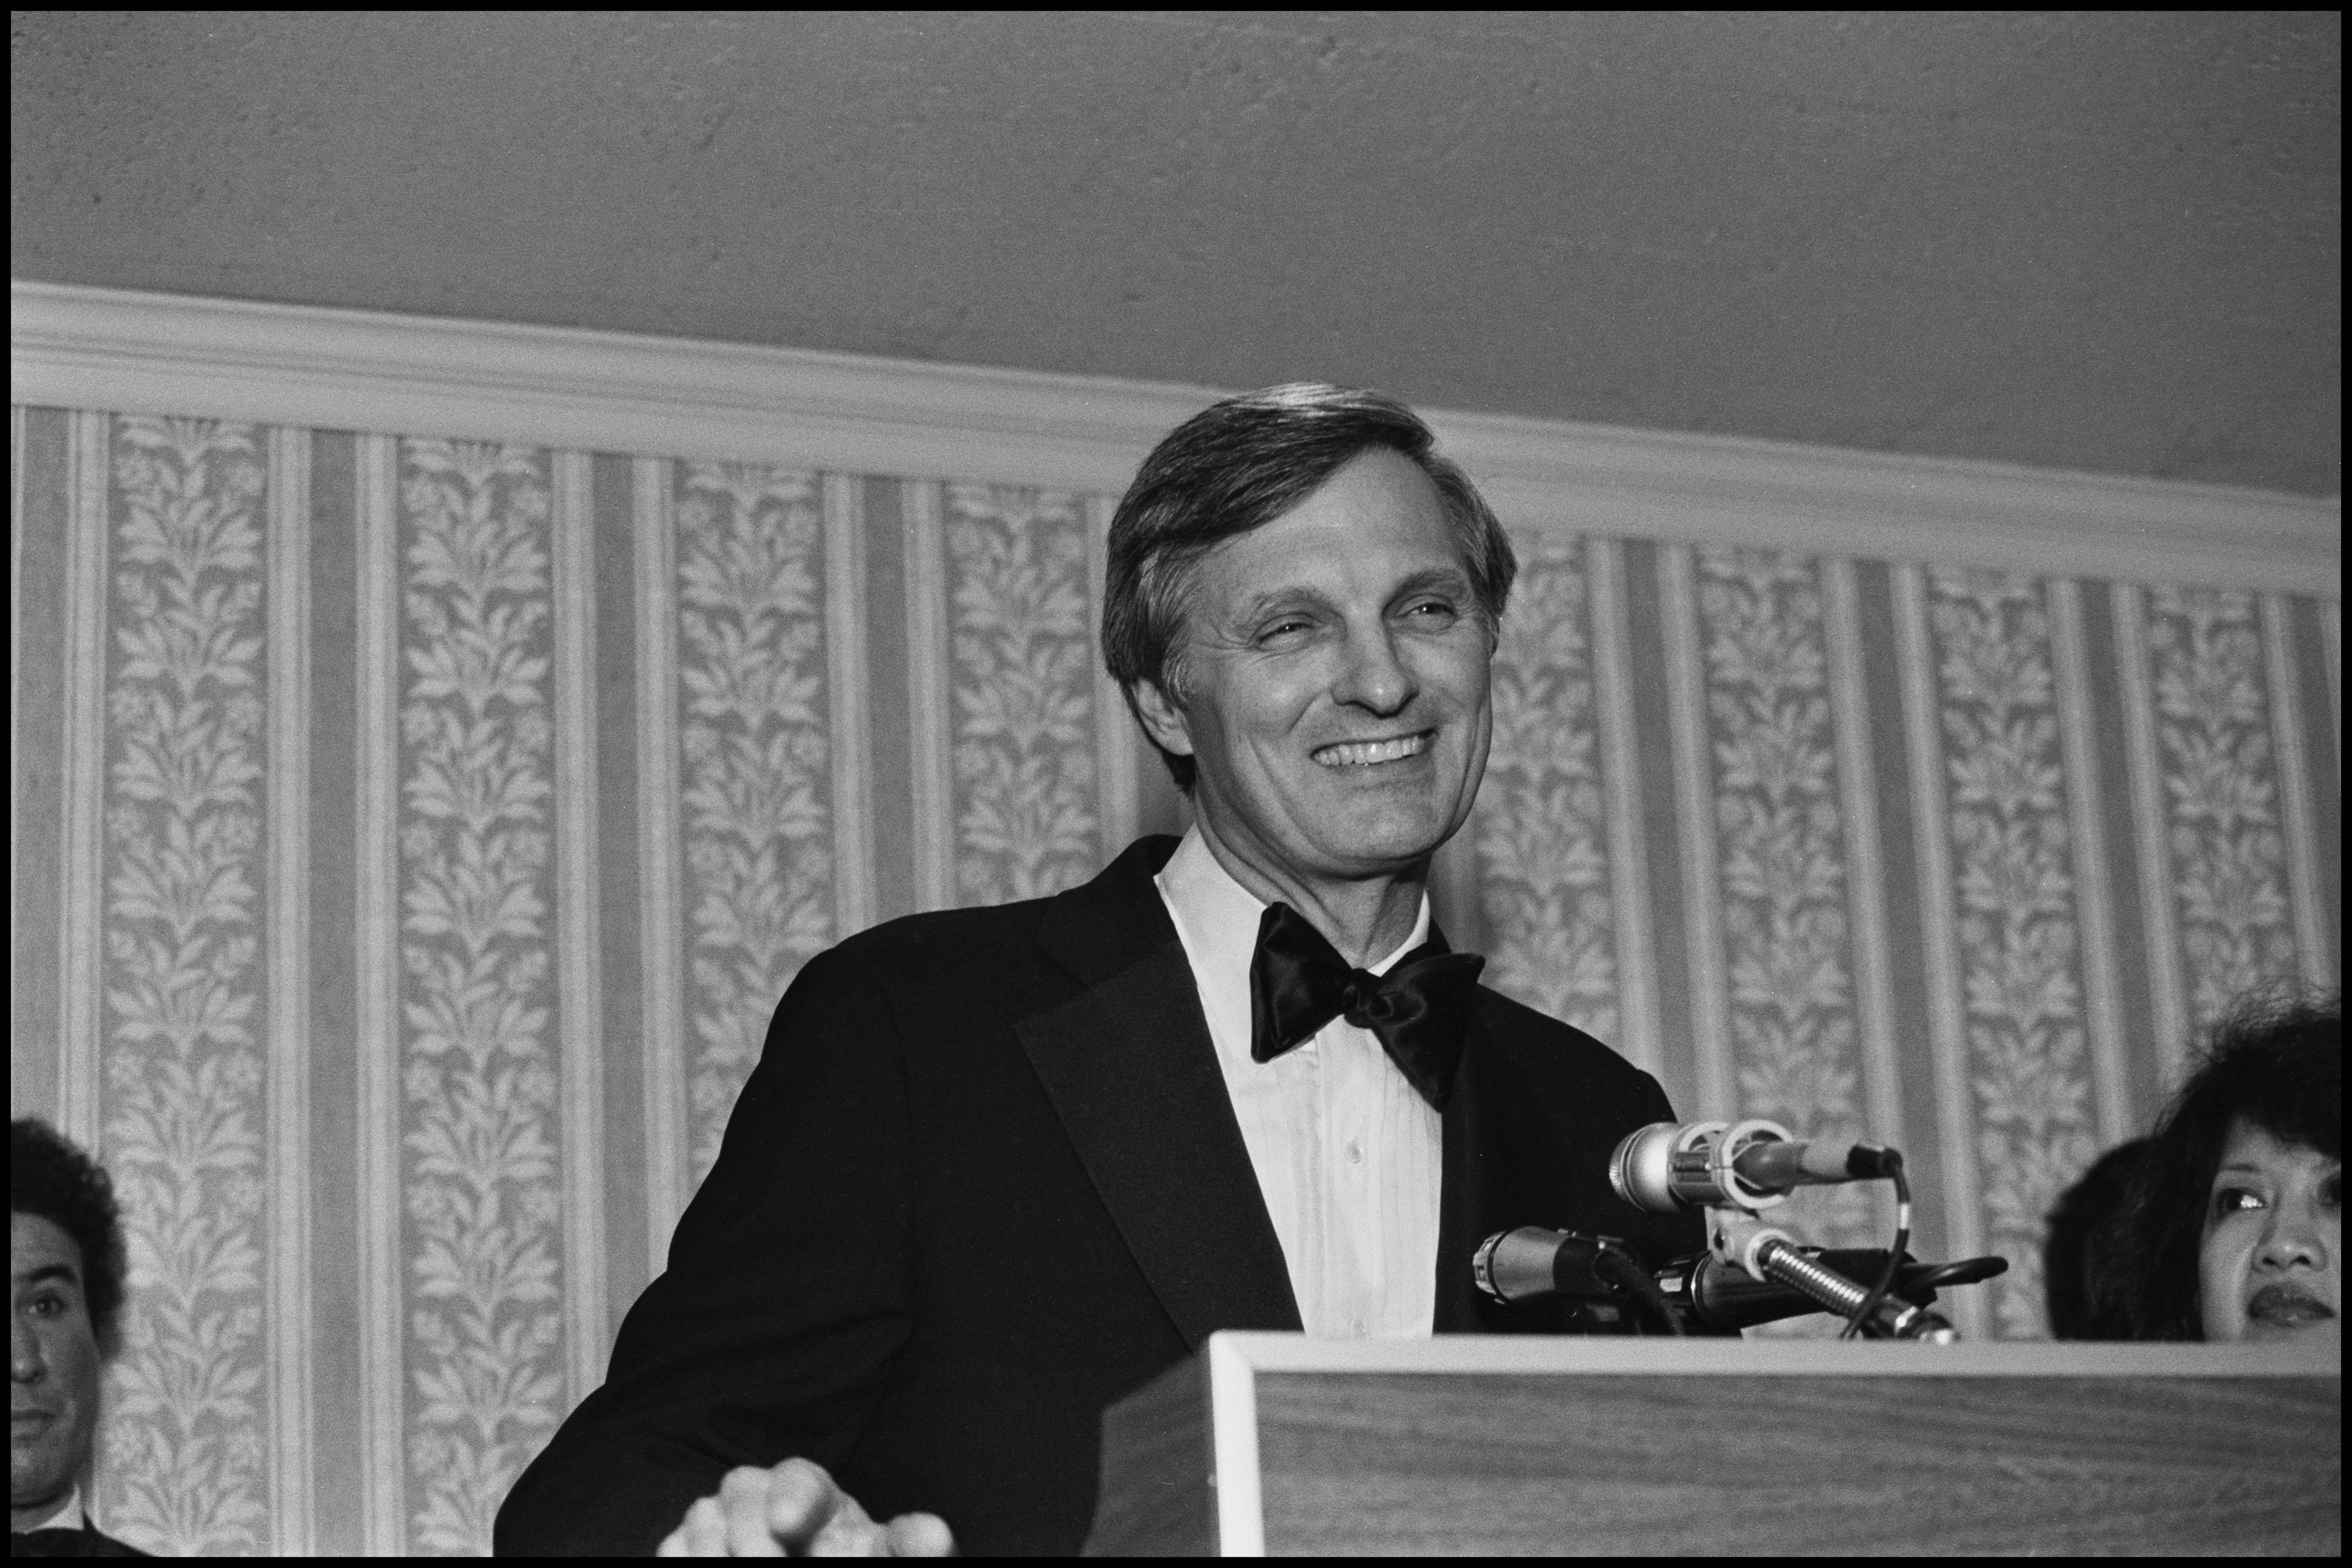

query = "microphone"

[
  {"left": 1473, "top": 1227, "right": 1685, "bottom": 1335},
  {"left": 1656, "top": 1249, "right": 2007, "bottom": 1332},
  {"left": 1477, "top": 1226, "right": 2006, "bottom": 1333},
  {"left": 1473, "top": 1226, "right": 1642, "bottom": 1304},
  {"left": 1609, "top": 1119, "right": 1900, "bottom": 1215}
]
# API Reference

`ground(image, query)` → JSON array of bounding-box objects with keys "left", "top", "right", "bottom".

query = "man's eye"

[
  {"left": 1403, "top": 599, "right": 1457, "bottom": 620},
  {"left": 1258, "top": 619, "right": 1311, "bottom": 644}
]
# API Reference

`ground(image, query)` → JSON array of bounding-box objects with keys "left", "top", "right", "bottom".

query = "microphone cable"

[
  {"left": 1590, "top": 1247, "right": 1686, "bottom": 1336},
  {"left": 1897, "top": 1256, "right": 2004, "bottom": 1295},
  {"left": 1839, "top": 1150, "right": 1910, "bottom": 1340}
]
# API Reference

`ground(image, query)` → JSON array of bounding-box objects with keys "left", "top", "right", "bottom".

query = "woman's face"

[{"left": 2198, "top": 1118, "right": 2340, "bottom": 1346}]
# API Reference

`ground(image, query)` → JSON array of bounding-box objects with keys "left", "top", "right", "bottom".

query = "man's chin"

[
  {"left": 11, "top": 1457, "right": 77, "bottom": 1513},
  {"left": 1304, "top": 807, "right": 1465, "bottom": 874}
]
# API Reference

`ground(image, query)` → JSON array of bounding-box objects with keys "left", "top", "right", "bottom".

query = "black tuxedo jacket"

[
  {"left": 7, "top": 1523, "right": 150, "bottom": 1558},
  {"left": 495, "top": 838, "right": 1701, "bottom": 1556}
]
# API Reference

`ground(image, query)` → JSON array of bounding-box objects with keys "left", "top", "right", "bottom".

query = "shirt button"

[
  {"left": 1345, "top": 1138, "right": 1364, "bottom": 1166},
  {"left": 1350, "top": 1317, "right": 1368, "bottom": 1337}
]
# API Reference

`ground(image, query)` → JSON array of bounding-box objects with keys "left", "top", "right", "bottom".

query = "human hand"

[{"left": 655, "top": 1458, "right": 956, "bottom": 1556}]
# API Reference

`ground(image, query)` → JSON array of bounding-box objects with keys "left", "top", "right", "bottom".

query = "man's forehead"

[
  {"left": 11, "top": 1211, "right": 86, "bottom": 1280},
  {"left": 1194, "top": 459, "right": 1464, "bottom": 596}
]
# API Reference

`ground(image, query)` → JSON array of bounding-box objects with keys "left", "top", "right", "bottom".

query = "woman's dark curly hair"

[
  {"left": 2043, "top": 1135, "right": 2152, "bottom": 1339},
  {"left": 2108, "top": 994, "right": 2340, "bottom": 1340},
  {"left": 11, "top": 1117, "right": 129, "bottom": 1357}
]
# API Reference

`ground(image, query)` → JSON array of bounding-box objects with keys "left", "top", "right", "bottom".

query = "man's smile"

[{"left": 1311, "top": 730, "right": 1433, "bottom": 768}]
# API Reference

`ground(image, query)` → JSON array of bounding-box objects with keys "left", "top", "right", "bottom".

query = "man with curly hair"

[{"left": 12, "top": 1118, "right": 146, "bottom": 1558}]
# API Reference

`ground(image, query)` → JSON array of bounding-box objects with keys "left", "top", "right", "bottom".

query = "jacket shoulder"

[
  {"left": 1474, "top": 985, "right": 1642, "bottom": 1072},
  {"left": 825, "top": 895, "right": 1060, "bottom": 973},
  {"left": 808, "top": 835, "right": 1180, "bottom": 997},
  {"left": 1472, "top": 985, "right": 1678, "bottom": 1112}
]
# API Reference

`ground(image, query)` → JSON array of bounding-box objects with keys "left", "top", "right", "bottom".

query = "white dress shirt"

[
  {"left": 20, "top": 1483, "right": 86, "bottom": 1534},
  {"left": 1155, "top": 827, "right": 1443, "bottom": 1338}
]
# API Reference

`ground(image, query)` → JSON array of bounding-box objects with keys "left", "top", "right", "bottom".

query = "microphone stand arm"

[{"left": 1707, "top": 1210, "right": 1956, "bottom": 1342}]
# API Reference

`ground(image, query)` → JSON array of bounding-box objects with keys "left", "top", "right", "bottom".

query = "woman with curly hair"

[{"left": 2109, "top": 995, "right": 2339, "bottom": 1346}]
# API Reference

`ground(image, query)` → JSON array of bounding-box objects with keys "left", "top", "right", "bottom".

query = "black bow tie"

[
  {"left": 1247, "top": 901, "right": 1484, "bottom": 1111},
  {"left": 10, "top": 1527, "right": 93, "bottom": 1558}
]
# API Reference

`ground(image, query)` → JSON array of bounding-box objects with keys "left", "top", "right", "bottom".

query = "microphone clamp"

[
  {"left": 1609, "top": 1119, "right": 1903, "bottom": 1215},
  {"left": 1611, "top": 1117, "right": 1795, "bottom": 1215},
  {"left": 1707, "top": 1211, "right": 1955, "bottom": 1341}
]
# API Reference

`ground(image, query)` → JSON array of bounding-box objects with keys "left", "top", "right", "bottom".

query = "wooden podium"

[{"left": 1083, "top": 1333, "right": 2341, "bottom": 1556}]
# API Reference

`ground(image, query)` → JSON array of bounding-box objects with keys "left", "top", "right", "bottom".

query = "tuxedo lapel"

[
  {"left": 1433, "top": 1008, "right": 1501, "bottom": 1332},
  {"left": 1015, "top": 841, "right": 1301, "bottom": 1348},
  {"left": 1437, "top": 1001, "right": 1624, "bottom": 1333},
  {"left": 1435, "top": 992, "right": 1707, "bottom": 1333}
]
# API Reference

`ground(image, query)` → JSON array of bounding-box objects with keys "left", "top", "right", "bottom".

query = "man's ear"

[{"left": 1128, "top": 680, "right": 1195, "bottom": 762}]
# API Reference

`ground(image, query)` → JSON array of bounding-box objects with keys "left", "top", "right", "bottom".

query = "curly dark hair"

[
  {"left": 1101, "top": 383, "right": 1517, "bottom": 791},
  {"left": 2108, "top": 994, "right": 2340, "bottom": 1341},
  {"left": 11, "top": 1117, "right": 129, "bottom": 1357},
  {"left": 2043, "top": 1135, "right": 2152, "bottom": 1339}
]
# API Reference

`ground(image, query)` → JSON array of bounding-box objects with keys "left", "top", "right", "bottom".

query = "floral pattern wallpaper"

[
  {"left": 1924, "top": 571, "right": 2102, "bottom": 1339},
  {"left": 99, "top": 419, "right": 271, "bottom": 1553},
  {"left": 11, "top": 404, "right": 2341, "bottom": 1554},
  {"left": 2150, "top": 587, "right": 2302, "bottom": 1030},
  {"left": 395, "top": 440, "right": 566, "bottom": 1552},
  {"left": 1702, "top": 553, "right": 1876, "bottom": 1256},
  {"left": 1475, "top": 538, "right": 1620, "bottom": 1038},
  {"left": 945, "top": 484, "right": 1101, "bottom": 907},
  {"left": 674, "top": 463, "right": 836, "bottom": 1184}
]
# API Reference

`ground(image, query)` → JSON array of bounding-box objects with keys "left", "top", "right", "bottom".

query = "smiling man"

[
  {"left": 497, "top": 385, "right": 1704, "bottom": 1558},
  {"left": 12, "top": 1119, "right": 145, "bottom": 1559}
]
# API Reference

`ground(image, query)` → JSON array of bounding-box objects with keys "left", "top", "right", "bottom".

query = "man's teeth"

[{"left": 1314, "top": 734, "right": 1429, "bottom": 768}]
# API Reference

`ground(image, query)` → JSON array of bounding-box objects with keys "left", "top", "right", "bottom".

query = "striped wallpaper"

[{"left": 9, "top": 402, "right": 2341, "bottom": 1555}]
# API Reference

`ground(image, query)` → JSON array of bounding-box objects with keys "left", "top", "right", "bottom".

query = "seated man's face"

[
  {"left": 12, "top": 1213, "right": 101, "bottom": 1521},
  {"left": 1141, "top": 448, "right": 1494, "bottom": 885},
  {"left": 2198, "top": 1119, "right": 2340, "bottom": 1347}
]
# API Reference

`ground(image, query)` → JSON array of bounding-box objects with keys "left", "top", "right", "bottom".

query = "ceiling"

[{"left": 10, "top": 10, "right": 2342, "bottom": 495}]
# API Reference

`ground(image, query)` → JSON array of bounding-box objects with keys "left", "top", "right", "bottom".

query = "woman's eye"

[{"left": 2212, "top": 1185, "right": 2264, "bottom": 1217}]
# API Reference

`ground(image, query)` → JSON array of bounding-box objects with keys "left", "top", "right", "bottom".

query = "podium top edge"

[{"left": 1205, "top": 1331, "right": 2341, "bottom": 1380}]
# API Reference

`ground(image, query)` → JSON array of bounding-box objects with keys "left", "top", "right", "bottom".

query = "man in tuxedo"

[
  {"left": 496, "top": 384, "right": 1703, "bottom": 1557},
  {"left": 12, "top": 1120, "right": 148, "bottom": 1559}
]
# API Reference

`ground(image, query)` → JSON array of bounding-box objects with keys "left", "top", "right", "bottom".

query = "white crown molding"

[{"left": 12, "top": 280, "right": 2338, "bottom": 593}]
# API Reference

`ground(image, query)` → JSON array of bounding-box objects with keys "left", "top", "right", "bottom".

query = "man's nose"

[
  {"left": 1333, "top": 621, "right": 1416, "bottom": 714},
  {"left": 11, "top": 1311, "right": 46, "bottom": 1383}
]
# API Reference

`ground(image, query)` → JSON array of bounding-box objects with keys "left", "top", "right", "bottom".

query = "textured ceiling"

[{"left": 11, "top": 10, "right": 2342, "bottom": 494}]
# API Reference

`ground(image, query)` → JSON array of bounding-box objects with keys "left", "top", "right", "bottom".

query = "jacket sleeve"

[{"left": 494, "top": 943, "right": 913, "bottom": 1556}]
